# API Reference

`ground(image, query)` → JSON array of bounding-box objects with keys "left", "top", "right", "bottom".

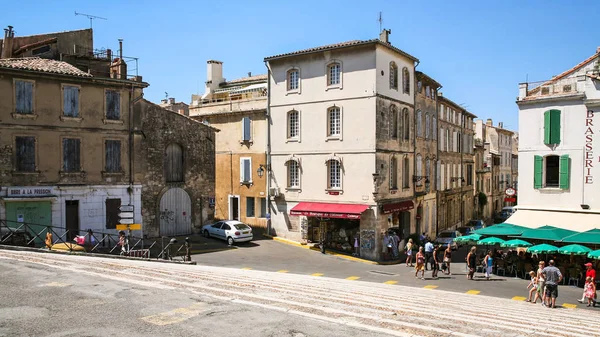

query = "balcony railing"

[{"left": 523, "top": 77, "right": 581, "bottom": 99}]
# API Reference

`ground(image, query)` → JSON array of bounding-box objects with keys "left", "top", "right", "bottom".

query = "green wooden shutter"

[
  {"left": 550, "top": 110, "right": 561, "bottom": 144},
  {"left": 543, "top": 110, "right": 551, "bottom": 145},
  {"left": 534, "top": 155, "right": 543, "bottom": 189},
  {"left": 559, "top": 154, "right": 569, "bottom": 190}
]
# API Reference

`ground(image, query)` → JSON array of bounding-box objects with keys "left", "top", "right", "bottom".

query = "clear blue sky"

[{"left": 4, "top": 0, "right": 598, "bottom": 130}]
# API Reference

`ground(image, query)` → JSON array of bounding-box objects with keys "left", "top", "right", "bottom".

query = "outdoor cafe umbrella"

[
  {"left": 558, "top": 244, "right": 592, "bottom": 256},
  {"left": 517, "top": 225, "right": 577, "bottom": 241},
  {"left": 527, "top": 243, "right": 559, "bottom": 254},
  {"left": 473, "top": 223, "right": 527, "bottom": 236},
  {"left": 454, "top": 234, "right": 481, "bottom": 244},
  {"left": 560, "top": 228, "right": 600, "bottom": 245},
  {"left": 500, "top": 239, "right": 532, "bottom": 248},
  {"left": 477, "top": 237, "right": 505, "bottom": 246},
  {"left": 588, "top": 250, "right": 600, "bottom": 260}
]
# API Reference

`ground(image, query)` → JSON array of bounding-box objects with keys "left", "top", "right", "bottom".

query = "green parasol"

[
  {"left": 588, "top": 250, "right": 600, "bottom": 260},
  {"left": 517, "top": 225, "right": 577, "bottom": 241},
  {"left": 473, "top": 223, "right": 527, "bottom": 236},
  {"left": 560, "top": 228, "right": 600, "bottom": 245},
  {"left": 477, "top": 237, "right": 505, "bottom": 245},
  {"left": 500, "top": 239, "right": 532, "bottom": 248},
  {"left": 527, "top": 243, "right": 559, "bottom": 254},
  {"left": 454, "top": 234, "right": 482, "bottom": 243},
  {"left": 558, "top": 244, "right": 592, "bottom": 256}
]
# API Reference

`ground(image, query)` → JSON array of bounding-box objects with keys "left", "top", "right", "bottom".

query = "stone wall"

[{"left": 134, "top": 100, "right": 216, "bottom": 237}]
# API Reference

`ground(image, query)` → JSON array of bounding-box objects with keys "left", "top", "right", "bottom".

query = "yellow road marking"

[
  {"left": 44, "top": 282, "right": 71, "bottom": 287},
  {"left": 384, "top": 280, "right": 398, "bottom": 285},
  {"left": 346, "top": 276, "right": 360, "bottom": 281},
  {"left": 424, "top": 285, "right": 438, "bottom": 290},
  {"left": 241, "top": 267, "right": 252, "bottom": 270},
  {"left": 277, "top": 270, "right": 289, "bottom": 273},
  {"left": 512, "top": 296, "right": 526, "bottom": 301},
  {"left": 466, "top": 290, "right": 480, "bottom": 295},
  {"left": 562, "top": 303, "right": 577, "bottom": 309},
  {"left": 311, "top": 273, "right": 324, "bottom": 277},
  {"left": 140, "top": 303, "right": 207, "bottom": 326}
]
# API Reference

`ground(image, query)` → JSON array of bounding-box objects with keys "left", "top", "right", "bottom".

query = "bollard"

[
  {"left": 169, "top": 238, "right": 177, "bottom": 260},
  {"left": 185, "top": 237, "right": 191, "bottom": 262}
]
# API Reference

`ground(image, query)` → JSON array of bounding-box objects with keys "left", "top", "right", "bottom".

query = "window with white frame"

[
  {"left": 287, "top": 160, "right": 300, "bottom": 188},
  {"left": 327, "top": 106, "right": 341, "bottom": 137},
  {"left": 327, "top": 62, "right": 341, "bottom": 86},
  {"left": 241, "top": 117, "right": 252, "bottom": 142},
  {"left": 287, "top": 69, "right": 299, "bottom": 91},
  {"left": 327, "top": 159, "right": 342, "bottom": 189},
  {"left": 287, "top": 110, "right": 299, "bottom": 139},
  {"left": 390, "top": 156, "right": 398, "bottom": 190},
  {"left": 240, "top": 157, "right": 252, "bottom": 184}
]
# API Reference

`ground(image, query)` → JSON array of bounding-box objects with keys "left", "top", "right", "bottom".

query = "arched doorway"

[{"left": 159, "top": 187, "right": 191, "bottom": 236}]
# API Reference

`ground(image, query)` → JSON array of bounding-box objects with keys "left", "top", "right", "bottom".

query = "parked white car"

[{"left": 202, "top": 220, "right": 253, "bottom": 245}]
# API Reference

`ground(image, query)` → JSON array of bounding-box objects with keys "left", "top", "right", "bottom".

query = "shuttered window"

[
  {"left": 62, "top": 138, "right": 81, "bottom": 172},
  {"left": 15, "top": 136, "right": 36, "bottom": 172},
  {"left": 402, "top": 108, "right": 410, "bottom": 141},
  {"left": 63, "top": 85, "right": 79, "bottom": 117},
  {"left": 241, "top": 117, "right": 251, "bottom": 141},
  {"left": 15, "top": 80, "right": 34, "bottom": 114},
  {"left": 105, "top": 140, "right": 121, "bottom": 173},
  {"left": 240, "top": 158, "right": 252, "bottom": 183},
  {"left": 402, "top": 157, "right": 409, "bottom": 188},
  {"left": 259, "top": 198, "right": 267, "bottom": 218},
  {"left": 390, "top": 156, "right": 398, "bottom": 189},
  {"left": 543, "top": 109, "right": 561, "bottom": 145},
  {"left": 106, "top": 90, "right": 121, "bottom": 120},
  {"left": 165, "top": 143, "right": 184, "bottom": 182},
  {"left": 559, "top": 154, "right": 570, "bottom": 190},
  {"left": 246, "top": 197, "right": 255, "bottom": 217}
]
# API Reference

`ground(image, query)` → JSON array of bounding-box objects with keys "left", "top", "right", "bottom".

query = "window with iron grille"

[
  {"left": 105, "top": 140, "right": 121, "bottom": 173},
  {"left": 287, "top": 160, "right": 300, "bottom": 188},
  {"left": 327, "top": 63, "right": 341, "bottom": 86},
  {"left": 327, "top": 160, "right": 341, "bottom": 189},
  {"left": 15, "top": 136, "right": 35, "bottom": 172},
  {"left": 106, "top": 90, "right": 121, "bottom": 120},
  {"left": 328, "top": 107, "right": 341, "bottom": 137},
  {"left": 62, "top": 138, "right": 81, "bottom": 172},
  {"left": 15, "top": 80, "right": 34, "bottom": 114}
]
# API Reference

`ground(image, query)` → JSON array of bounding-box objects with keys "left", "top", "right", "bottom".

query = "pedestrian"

[
  {"left": 526, "top": 271, "right": 538, "bottom": 303},
  {"left": 466, "top": 246, "right": 477, "bottom": 280},
  {"left": 424, "top": 239, "right": 434, "bottom": 271},
  {"left": 535, "top": 261, "right": 546, "bottom": 305},
  {"left": 483, "top": 250, "right": 493, "bottom": 280},
  {"left": 382, "top": 232, "right": 390, "bottom": 261},
  {"left": 118, "top": 230, "right": 128, "bottom": 256},
  {"left": 578, "top": 262, "right": 597, "bottom": 306},
  {"left": 405, "top": 238, "right": 414, "bottom": 267},
  {"left": 541, "top": 260, "right": 563, "bottom": 308},
  {"left": 415, "top": 247, "right": 426, "bottom": 280},
  {"left": 584, "top": 276, "right": 597, "bottom": 307},
  {"left": 431, "top": 244, "right": 440, "bottom": 279},
  {"left": 443, "top": 245, "right": 452, "bottom": 275},
  {"left": 390, "top": 231, "right": 400, "bottom": 260},
  {"left": 353, "top": 233, "right": 359, "bottom": 257}
]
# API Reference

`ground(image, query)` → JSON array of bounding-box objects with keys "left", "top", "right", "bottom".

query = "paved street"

[
  {"left": 2, "top": 249, "right": 598, "bottom": 337},
  {"left": 193, "top": 236, "right": 596, "bottom": 310}
]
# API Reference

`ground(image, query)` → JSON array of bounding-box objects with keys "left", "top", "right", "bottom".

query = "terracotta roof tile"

[
  {"left": 265, "top": 39, "right": 418, "bottom": 62},
  {"left": 225, "top": 74, "right": 267, "bottom": 84},
  {"left": 0, "top": 57, "right": 92, "bottom": 77},
  {"left": 529, "top": 51, "right": 600, "bottom": 94}
]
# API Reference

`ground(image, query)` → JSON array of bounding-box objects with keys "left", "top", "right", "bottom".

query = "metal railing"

[{"left": 0, "top": 219, "right": 191, "bottom": 262}]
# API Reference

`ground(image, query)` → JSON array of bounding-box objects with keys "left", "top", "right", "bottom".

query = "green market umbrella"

[
  {"left": 560, "top": 228, "right": 600, "bottom": 245},
  {"left": 477, "top": 237, "right": 505, "bottom": 245},
  {"left": 558, "top": 244, "right": 592, "bottom": 255},
  {"left": 527, "top": 243, "right": 559, "bottom": 254},
  {"left": 473, "top": 223, "right": 527, "bottom": 236},
  {"left": 501, "top": 239, "right": 532, "bottom": 248},
  {"left": 588, "top": 250, "right": 600, "bottom": 260},
  {"left": 454, "top": 234, "right": 481, "bottom": 243},
  {"left": 517, "top": 225, "right": 578, "bottom": 241}
]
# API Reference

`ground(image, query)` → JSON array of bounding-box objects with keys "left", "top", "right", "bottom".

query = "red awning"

[
  {"left": 381, "top": 200, "right": 414, "bottom": 214},
  {"left": 290, "top": 202, "right": 369, "bottom": 220}
]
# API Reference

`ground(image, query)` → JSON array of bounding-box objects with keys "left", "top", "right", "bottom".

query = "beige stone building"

[
  {"left": 414, "top": 71, "right": 440, "bottom": 236},
  {"left": 189, "top": 61, "right": 268, "bottom": 231},
  {"left": 159, "top": 97, "right": 189, "bottom": 116},
  {"left": 436, "top": 95, "right": 476, "bottom": 231}
]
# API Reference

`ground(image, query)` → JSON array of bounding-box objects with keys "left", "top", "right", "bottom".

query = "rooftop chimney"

[
  {"left": 498, "top": 122, "right": 504, "bottom": 129},
  {"left": 248, "top": 72, "right": 252, "bottom": 77},
  {"left": 1, "top": 25, "right": 15, "bottom": 59},
  {"left": 486, "top": 118, "right": 493, "bottom": 127},
  {"left": 168, "top": 98, "right": 175, "bottom": 105},
  {"left": 379, "top": 29, "right": 391, "bottom": 44},
  {"left": 204, "top": 60, "right": 224, "bottom": 99}
]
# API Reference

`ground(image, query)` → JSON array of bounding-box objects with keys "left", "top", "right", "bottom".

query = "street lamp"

[{"left": 257, "top": 164, "right": 265, "bottom": 178}]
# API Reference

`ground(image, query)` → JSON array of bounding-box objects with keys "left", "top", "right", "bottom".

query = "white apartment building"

[
  {"left": 265, "top": 30, "right": 419, "bottom": 261},
  {"left": 512, "top": 47, "right": 600, "bottom": 230}
]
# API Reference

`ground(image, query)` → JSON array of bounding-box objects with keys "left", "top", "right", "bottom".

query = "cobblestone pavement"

[{"left": 1, "top": 250, "right": 598, "bottom": 337}]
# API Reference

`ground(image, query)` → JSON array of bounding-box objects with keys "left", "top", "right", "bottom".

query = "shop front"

[
  {"left": 290, "top": 202, "right": 369, "bottom": 256},
  {"left": 380, "top": 200, "right": 414, "bottom": 239},
  {"left": 2, "top": 186, "right": 56, "bottom": 245}
]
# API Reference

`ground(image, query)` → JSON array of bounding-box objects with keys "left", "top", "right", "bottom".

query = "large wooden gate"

[{"left": 159, "top": 188, "right": 192, "bottom": 236}]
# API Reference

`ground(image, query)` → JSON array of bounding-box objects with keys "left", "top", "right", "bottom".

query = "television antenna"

[
  {"left": 378, "top": 12, "right": 383, "bottom": 32},
  {"left": 75, "top": 11, "right": 107, "bottom": 29}
]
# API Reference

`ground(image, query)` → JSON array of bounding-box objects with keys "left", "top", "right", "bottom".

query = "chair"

[
  {"left": 558, "top": 267, "right": 567, "bottom": 285},
  {"left": 496, "top": 260, "right": 506, "bottom": 276},
  {"left": 568, "top": 268, "right": 580, "bottom": 287}
]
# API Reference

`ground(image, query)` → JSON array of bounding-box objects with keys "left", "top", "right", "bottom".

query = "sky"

[{"left": 3, "top": 0, "right": 598, "bottom": 131}]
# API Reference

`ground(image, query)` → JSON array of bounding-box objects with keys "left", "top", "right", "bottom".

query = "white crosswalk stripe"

[{"left": 1, "top": 250, "right": 598, "bottom": 337}]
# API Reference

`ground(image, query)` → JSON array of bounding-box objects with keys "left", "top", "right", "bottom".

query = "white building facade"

[
  {"left": 265, "top": 32, "right": 419, "bottom": 261},
  {"left": 513, "top": 48, "right": 600, "bottom": 230}
]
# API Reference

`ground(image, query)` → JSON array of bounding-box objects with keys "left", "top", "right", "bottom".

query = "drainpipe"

[
  {"left": 129, "top": 85, "right": 144, "bottom": 208},
  {"left": 264, "top": 61, "right": 272, "bottom": 236},
  {"left": 412, "top": 60, "right": 419, "bottom": 234},
  {"left": 435, "top": 83, "right": 442, "bottom": 236}
]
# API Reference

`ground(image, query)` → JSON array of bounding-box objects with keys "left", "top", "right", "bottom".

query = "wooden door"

[
  {"left": 65, "top": 200, "right": 79, "bottom": 240},
  {"left": 159, "top": 188, "right": 191, "bottom": 236}
]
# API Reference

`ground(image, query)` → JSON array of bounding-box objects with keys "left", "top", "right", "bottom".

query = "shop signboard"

[
  {"left": 289, "top": 210, "right": 361, "bottom": 219},
  {"left": 381, "top": 201, "right": 414, "bottom": 214},
  {"left": 8, "top": 187, "right": 54, "bottom": 197}
]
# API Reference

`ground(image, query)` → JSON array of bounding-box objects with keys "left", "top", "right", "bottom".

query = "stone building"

[
  {"left": 159, "top": 97, "right": 189, "bottom": 116},
  {"left": 133, "top": 100, "right": 216, "bottom": 237},
  {"left": 265, "top": 30, "right": 419, "bottom": 261},
  {"left": 436, "top": 95, "right": 476, "bottom": 231},
  {"left": 473, "top": 138, "right": 492, "bottom": 221},
  {"left": 189, "top": 61, "right": 268, "bottom": 231},
  {"left": 414, "top": 71, "right": 441, "bottom": 236}
]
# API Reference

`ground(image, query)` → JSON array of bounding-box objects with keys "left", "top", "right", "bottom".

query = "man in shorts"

[{"left": 541, "top": 260, "right": 563, "bottom": 308}]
